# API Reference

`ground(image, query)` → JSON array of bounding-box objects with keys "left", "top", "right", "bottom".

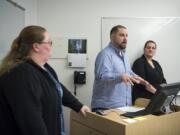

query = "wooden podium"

[{"left": 70, "top": 109, "right": 180, "bottom": 135}]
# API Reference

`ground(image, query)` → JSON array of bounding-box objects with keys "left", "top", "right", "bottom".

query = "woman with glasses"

[
  {"left": 132, "top": 40, "right": 167, "bottom": 104},
  {"left": 0, "top": 25, "right": 90, "bottom": 135}
]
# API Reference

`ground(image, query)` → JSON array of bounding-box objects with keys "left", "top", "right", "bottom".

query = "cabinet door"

[{"left": 71, "top": 121, "right": 106, "bottom": 135}]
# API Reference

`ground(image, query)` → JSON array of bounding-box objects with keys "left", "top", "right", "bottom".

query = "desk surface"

[
  {"left": 70, "top": 109, "right": 180, "bottom": 135},
  {"left": 91, "top": 109, "right": 157, "bottom": 125}
]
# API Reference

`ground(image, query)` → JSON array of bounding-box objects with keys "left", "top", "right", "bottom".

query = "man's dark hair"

[{"left": 110, "top": 25, "right": 127, "bottom": 36}]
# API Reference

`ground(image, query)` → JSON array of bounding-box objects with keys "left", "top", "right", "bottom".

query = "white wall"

[
  {"left": 0, "top": 0, "right": 37, "bottom": 59},
  {"left": 13, "top": 0, "right": 37, "bottom": 25},
  {"left": 0, "top": 0, "right": 25, "bottom": 59},
  {"left": 36, "top": 0, "right": 180, "bottom": 134}
]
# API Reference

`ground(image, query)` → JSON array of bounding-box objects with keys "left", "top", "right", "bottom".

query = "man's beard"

[{"left": 118, "top": 42, "right": 127, "bottom": 50}]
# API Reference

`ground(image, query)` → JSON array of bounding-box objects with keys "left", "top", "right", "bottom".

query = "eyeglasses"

[
  {"left": 39, "top": 41, "right": 53, "bottom": 46},
  {"left": 146, "top": 46, "right": 156, "bottom": 50}
]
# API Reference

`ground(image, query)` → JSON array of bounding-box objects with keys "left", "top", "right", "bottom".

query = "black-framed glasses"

[{"left": 39, "top": 41, "right": 53, "bottom": 46}]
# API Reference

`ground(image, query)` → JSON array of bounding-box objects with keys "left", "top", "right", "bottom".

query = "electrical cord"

[{"left": 74, "top": 84, "right": 77, "bottom": 96}]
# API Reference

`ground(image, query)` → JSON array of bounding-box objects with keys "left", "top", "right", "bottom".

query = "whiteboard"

[
  {"left": 101, "top": 17, "right": 180, "bottom": 82},
  {"left": 0, "top": 0, "right": 25, "bottom": 60}
]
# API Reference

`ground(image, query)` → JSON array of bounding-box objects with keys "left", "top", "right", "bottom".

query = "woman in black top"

[
  {"left": 132, "top": 40, "right": 166, "bottom": 103},
  {"left": 0, "top": 25, "right": 90, "bottom": 135}
]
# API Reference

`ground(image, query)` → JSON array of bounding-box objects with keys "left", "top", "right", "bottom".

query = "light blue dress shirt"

[{"left": 91, "top": 42, "right": 136, "bottom": 109}]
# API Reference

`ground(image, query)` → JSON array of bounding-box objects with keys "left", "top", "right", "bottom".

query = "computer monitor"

[{"left": 122, "top": 82, "right": 180, "bottom": 118}]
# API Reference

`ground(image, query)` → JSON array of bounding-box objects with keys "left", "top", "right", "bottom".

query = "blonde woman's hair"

[{"left": 0, "top": 25, "right": 46, "bottom": 76}]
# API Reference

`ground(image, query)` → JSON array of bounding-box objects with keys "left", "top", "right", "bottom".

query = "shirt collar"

[{"left": 109, "top": 42, "right": 125, "bottom": 56}]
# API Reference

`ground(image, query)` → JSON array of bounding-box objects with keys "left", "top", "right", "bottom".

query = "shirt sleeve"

[
  {"left": 61, "top": 83, "right": 83, "bottom": 112},
  {"left": 3, "top": 66, "right": 49, "bottom": 135},
  {"left": 95, "top": 52, "right": 123, "bottom": 84},
  {"left": 45, "top": 63, "right": 83, "bottom": 112},
  {"left": 129, "top": 69, "right": 138, "bottom": 77}
]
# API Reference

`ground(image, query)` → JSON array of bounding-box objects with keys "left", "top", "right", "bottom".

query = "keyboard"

[{"left": 121, "top": 109, "right": 146, "bottom": 118}]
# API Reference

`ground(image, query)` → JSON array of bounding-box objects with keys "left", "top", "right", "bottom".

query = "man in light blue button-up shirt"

[{"left": 91, "top": 25, "right": 147, "bottom": 111}]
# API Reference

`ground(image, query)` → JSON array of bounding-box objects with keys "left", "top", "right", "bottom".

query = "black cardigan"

[
  {"left": 0, "top": 60, "right": 83, "bottom": 135},
  {"left": 132, "top": 55, "right": 166, "bottom": 103}
]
